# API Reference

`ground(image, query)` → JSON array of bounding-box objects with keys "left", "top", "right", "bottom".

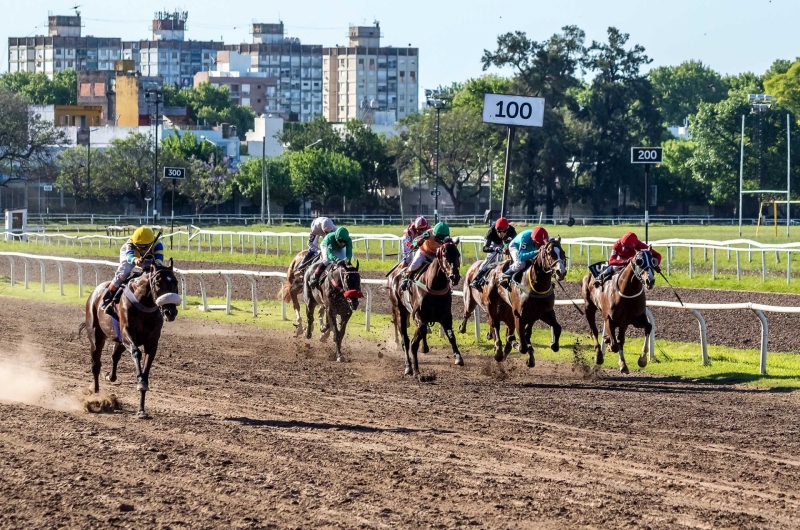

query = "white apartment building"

[
  {"left": 322, "top": 24, "right": 419, "bottom": 123},
  {"left": 7, "top": 14, "right": 121, "bottom": 76}
]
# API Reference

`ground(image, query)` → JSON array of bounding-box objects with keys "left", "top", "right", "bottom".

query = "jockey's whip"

[
  {"left": 555, "top": 278, "right": 584, "bottom": 316},
  {"left": 657, "top": 270, "right": 684, "bottom": 307},
  {"left": 385, "top": 261, "right": 403, "bottom": 277}
]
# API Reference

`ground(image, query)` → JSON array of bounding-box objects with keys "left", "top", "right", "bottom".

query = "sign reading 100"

[{"left": 482, "top": 94, "right": 545, "bottom": 128}]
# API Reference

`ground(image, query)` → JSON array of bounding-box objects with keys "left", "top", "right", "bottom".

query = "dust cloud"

[{"left": 0, "top": 341, "right": 79, "bottom": 411}]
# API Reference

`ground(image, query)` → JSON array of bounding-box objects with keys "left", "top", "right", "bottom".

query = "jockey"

[
  {"left": 593, "top": 232, "right": 662, "bottom": 287},
  {"left": 99, "top": 226, "right": 164, "bottom": 314},
  {"left": 469, "top": 217, "right": 517, "bottom": 290},
  {"left": 309, "top": 227, "right": 353, "bottom": 289},
  {"left": 499, "top": 226, "right": 549, "bottom": 288},
  {"left": 401, "top": 216, "right": 430, "bottom": 265},
  {"left": 299, "top": 216, "right": 337, "bottom": 268},
  {"left": 401, "top": 222, "right": 450, "bottom": 290}
]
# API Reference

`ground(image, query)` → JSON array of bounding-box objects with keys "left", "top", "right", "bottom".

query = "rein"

[{"left": 615, "top": 262, "right": 644, "bottom": 299}]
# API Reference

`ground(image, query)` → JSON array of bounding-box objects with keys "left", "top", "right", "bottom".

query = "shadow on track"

[{"left": 226, "top": 416, "right": 455, "bottom": 434}]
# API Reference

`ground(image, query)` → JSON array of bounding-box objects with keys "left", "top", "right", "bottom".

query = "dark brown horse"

[
  {"left": 484, "top": 238, "right": 566, "bottom": 367},
  {"left": 303, "top": 260, "right": 363, "bottom": 362},
  {"left": 388, "top": 237, "right": 462, "bottom": 377},
  {"left": 80, "top": 260, "right": 180, "bottom": 416},
  {"left": 581, "top": 249, "right": 656, "bottom": 373},
  {"left": 278, "top": 250, "right": 319, "bottom": 334},
  {"left": 459, "top": 259, "right": 518, "bottom": 351}
]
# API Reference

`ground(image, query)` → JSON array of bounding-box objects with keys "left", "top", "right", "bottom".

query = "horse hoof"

[
  {"left": 457, "top": 324, "right": 466, "bottom": 334},
  {"left": 404, "top": 366, "right": 413, "bottom": 376},
  {"left": 454, "top": 354, "right": 464, "bottom": 367},
  {"left": 637, "top": 356, "right": 648, "bottom": 368},
  {"left": 527, "top": 357, "right": 536, "bottom": 368},
  {"left": 137, "top": 410, "right": 150, "bottom": 419},
  {"left": 494, "top": 350, "right": 504, "bottom": 362},
  {"left": 595, "top": 352, "right": 604, "bottom": 365},
  {"left": 137, "top": 381, "right": 149, "bottom": 392},
  {"left": 105, "top": 372, "right": 116, "bottom": 383},
  {"left": 550, "top": 343, "right": 560, "bottom": 353},
  {"left": 421, "top": 345, "right": 430, "bottom": 354},
  {"left": 336, "top": 355, "right": 345, "bottom": 363},
  {"left": 619, "top": 365, "right": 630, "bottom": 374}
]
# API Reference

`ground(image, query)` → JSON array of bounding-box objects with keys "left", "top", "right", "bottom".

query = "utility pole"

[{"left": 145, "top": 88, "right": 163, "bottom": 224}]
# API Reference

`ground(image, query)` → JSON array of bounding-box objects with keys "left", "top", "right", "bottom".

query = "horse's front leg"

[
  {"left": 135, "top": 338, "right": 159, "bottom": 416},
  {"left": 409, "top": 321, "right": 426, "bottom": 377},
  {"left": 489, "top": 314, "right": 504, "bottom": 362},
  {"left": 399, "top": 309, "right": 413, "bottom": 375},
  {"left": 105, "top": 343, "right": 125, "bottom": 383},
  {"left": 291, "top": 291, "right": 304, "bottom": 336},
  {"left": 633, "top": 313, "right": 652, "bottom": 368},
  {"left": 617, "top": 324, "right": 629, "bottom": 374},
  {"left": 540, "top": 310, "right": 562, "bottom": 353},
  {"left": 304, "top": 297, "right": 316, "bottom": 339},
  {"left": 605, "top": 316, "right": 619, "bottom": 353},
  {"left": 331, "top": 310, "right": 347, "bottom": 363},
  {"left": 90, "top": 327, "right": 106, "bottom": 393},
  {"left": 440, "top": 314, "right": 464, "bottom": 367},
  {"left": 523, "top": 322, "right": 535, "bottom": 368}
]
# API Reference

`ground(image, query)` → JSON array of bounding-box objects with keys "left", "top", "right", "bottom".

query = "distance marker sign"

[
  {"left": 482, "top": 94, "right": 545, "bottom": 127},
  {"left": 631, "top": 147, "right": 663, "bottom": 164},
  {"left": 163, "top": 167, "right": 187, "bottom": 179}
]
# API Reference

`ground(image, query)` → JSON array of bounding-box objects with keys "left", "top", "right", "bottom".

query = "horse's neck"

[
  {"left": 130, "top": 275, "right": 153, "bottom": 304},
  {"left": 530, "top": 253, "right": 552, "bottom": 290},
  {"left": 617, "top": 263, "right": 641, "bottom": 295},
  {"left": 427, "top": 258, "right": 449, "bottom": 290}
]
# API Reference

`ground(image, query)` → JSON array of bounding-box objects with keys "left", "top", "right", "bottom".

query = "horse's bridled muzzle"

[
  {"left": 163, "top": 304, "right": 178, "bottom": 321},
  {"left": 156, "top": 293, "right": 182, "bottom": 307}
]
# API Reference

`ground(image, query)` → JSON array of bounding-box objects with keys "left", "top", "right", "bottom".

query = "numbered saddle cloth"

[{"left": 588, "top": 261, "right": 608, "bottom": 279}]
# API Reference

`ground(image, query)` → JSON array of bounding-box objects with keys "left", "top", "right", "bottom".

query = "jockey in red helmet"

[
  {"left": 469, "top": 217, "right": 518, "bottom": 290},
  {"left": 594, "top": 232, "right": 662, "bottom": 287},
  {"left": 401, "top": 216, "right": 430, "bottom": 265}
]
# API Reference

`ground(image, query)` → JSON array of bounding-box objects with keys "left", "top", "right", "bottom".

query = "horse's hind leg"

[
  {"left": 331, "top": 311, "right": 347, "bottom": 363},
  {"left": 540, "top": 310, "right": 562, "bottom": 353},
  {"left": 632, "top": 313, "right": 652, "bottom": 368},
  {"left": 489, "top": 314, "right": 503, "bottom": 362},
  {"left": 441, "top": 314, "right": 464, "bottom": 367},
  {"left": 421, "top": 326, "right": 430, "bottom": 354},
  {"left": 91, "top": 328, "right": 106, "bottom": 393},
  {"left": 291, "top": 292, "right": 304, "bottom": 336},
  {"left": 105, "top": 343, "right": 125, "bottom": 383},
  {"left": 304, "top": 298, "right": 316, "bottom": 339},
  {"left": 459, "top": 289, "right": 477, "bottom": 334}
]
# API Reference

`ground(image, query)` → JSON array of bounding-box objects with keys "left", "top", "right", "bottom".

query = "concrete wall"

[
  {"left": 115, "top": 75, "right": 140, "bottom": 127},
  {"left": 245, "top": 116, "right": 285, "bottom": 158}
]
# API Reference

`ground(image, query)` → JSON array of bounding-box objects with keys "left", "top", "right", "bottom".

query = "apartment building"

[
  {"left": 122, "top": 11, "right": 222, "bottom": 87},
  {"left": 225, "top": 23, "right": 323, "bottom": 122},
  {"left": 322, "top": 23, "right": 419, "bottom": 123},
  {"left": 7, "top": 13, "right": 121, "bottom": 76}
]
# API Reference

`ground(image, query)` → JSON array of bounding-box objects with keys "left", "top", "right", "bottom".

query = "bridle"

[
  {"left": 616, "top": 250, "right": 654, "bottom": 299},
  {"left": 435, "top": 239, "right": 460, "bottom": 286},
  {"left": 330, "top": 261, "right": 363, "bottom": 300},
  {"left": 536, "top": 241, "right": 565, "bottom": 277}
]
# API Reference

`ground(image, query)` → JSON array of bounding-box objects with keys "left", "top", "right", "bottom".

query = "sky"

[{"left": 2, "top": 0, "right": 798, "bottom": 91}]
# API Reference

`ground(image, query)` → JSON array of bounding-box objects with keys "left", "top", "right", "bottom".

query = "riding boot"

[
  {"left": 100, "top": 285, "right": 119, "bottom": 314},
  {"left": 469, "top": 267, "right": 488, "bottom": 290},
  {"left": 401, "top": 271, "right": 413, "bottom": 291},
  {"left": 309, "top": 264, "right": 325, "bottom": 289},
  {"left": 499, "top": 272, "right": 511, "bottom": 290},
  {"left": 593, "top": 267, "right": 613, "bottom": 288},
  {"left": 299, "top": 250, "right": 317, "bottom": 269}
]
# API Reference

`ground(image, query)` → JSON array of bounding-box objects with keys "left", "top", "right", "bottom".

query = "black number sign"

[
  {"left": 163, "top": 167, "right": 187, "bottom": 179},
  {"left": 631, "top": 147, "right": 663, "bottom": 164}
]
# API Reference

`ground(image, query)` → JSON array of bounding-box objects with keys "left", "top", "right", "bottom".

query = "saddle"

[{"left": 588, "top": 261, "right": 608, "bottom": 280}]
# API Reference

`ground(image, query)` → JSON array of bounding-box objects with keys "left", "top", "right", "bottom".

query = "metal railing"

[{"left": 1, "top": 250, "right": 797, "bottom": 376}]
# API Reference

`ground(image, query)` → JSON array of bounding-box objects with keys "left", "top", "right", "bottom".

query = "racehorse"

[
  {"left": 278, "top": 250, "right": 319, "bottom": 334},
  {"left": 303, "top": 260, "right": 363, "bottom": 362},
  {"left": 388, "top": 237, "right": 462, "bottom": 377},
  {"left": 80, "top": 260, "right": 180, "bottom": 416},
  {"left": 459, "top": 259, "right": 518, "bottom": 352},
  {"left": 581, "top": 249, "right": 656, "bottom": 373},
  {"left": 483, "top": 237, "right": 566, "bottom": 367}
]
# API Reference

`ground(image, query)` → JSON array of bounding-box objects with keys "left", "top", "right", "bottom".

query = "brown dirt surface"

[
  {"left": 0, "top": 296, "right": 799, "bottom": 528},
  {"left": 3, "top": 256, "right": 800, "bottom": 351}
]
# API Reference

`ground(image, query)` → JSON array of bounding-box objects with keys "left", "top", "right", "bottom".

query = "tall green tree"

[
  {"left": 163, "top": 82, "right": 255, "bottom": 139},
  {"left": 649, "top": 60, "right": 728, "bottom": 125},
  {"left": 177, "top": 157, "right": 237, "bottom": 214},
  {"left": 103, "top": 132, "right": 156, "bottom": 208},
  {"left": 0, "top": 71, "right": 77, "bottom": 105},
  {"left": 234, "top": 156, "right": 294, "bottom": 209},
  {"left": 289, "top": 149, "right": 363, "bottom": 211}
]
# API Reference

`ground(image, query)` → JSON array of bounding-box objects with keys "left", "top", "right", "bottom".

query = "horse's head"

[
  {"left": 437, "top": 237, "right": 461, "bottom": 287},
  {"left": 632, "top": 248, "right": 657, "bottom": 290},
  {"left": 150, "top": 258, "right": 180, "bottom": 321},
  {"left": 540, "top": 236, "right": 567, "bottom": 281},
  {"left": 336, "top": 259, "right": 363, "bottom": 311}
]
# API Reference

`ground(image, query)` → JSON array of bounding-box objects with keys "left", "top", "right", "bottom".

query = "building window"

[
  {"left": 340, "top": 106, "right": 344, "bottom": 111},
  {"left": 358, "top": 58, "right": 364, "bottom": 65},
  {"left": 55, "top": 60, "right": 61, "bottom": 68},
  {"left": 257, "top": 99, "right": 262, "bottom": 103},
  {"left": 79, "top": 83, "right": 91, "bottom": 97},
  {"left": 339, "top": 59, "right": 345, "bottom": 66}
]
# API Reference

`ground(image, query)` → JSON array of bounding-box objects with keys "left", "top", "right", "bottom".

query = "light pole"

[
  {"left": 85, "top": 126, "right": 100, "bottom": 207},
  {"left": 260, "top": 114, "right": 274, "bottom": 225},
  {"left": 302, "top": 139, "right": 322, "bottom": 217},
  {"left": 425, "top": 90, "right": 448, "bottom": 223},
  {"left": 145, "top": 88, "right": 163, "bottom": 223}
]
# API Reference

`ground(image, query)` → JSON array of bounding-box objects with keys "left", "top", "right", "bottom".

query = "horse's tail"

[
  {"left": 77, "top": 322, "right": 87, "bottom": 338},
  {"left": 277, "top": 281, "right": 292, "bottom": 303}
]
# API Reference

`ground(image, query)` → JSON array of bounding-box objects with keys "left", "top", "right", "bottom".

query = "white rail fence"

[
  {"left": 2, "top": 251, "right": 798, "bottom": 375},
  {"left": 6, "top": 227, "right": 800, "bottom": 282}
]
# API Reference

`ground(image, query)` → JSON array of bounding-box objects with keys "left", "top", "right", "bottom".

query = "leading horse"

[
  {"left": 483, "top": 237, "right": 566, "bottom": 367},
  {"left": 303, "top": 260, "right": 363, "bottom": 362},
  {"left": 278, "top": 250, "right": 318, "bottom": 334},
  {"left": 581, "top": 249, "right": 656, "bottom": 373},
  {"left": 388, "top": 237, "right": 462, "bottom": 377},
  {"left": 80, "top": 260, "right": 180, "bottom": 416}
]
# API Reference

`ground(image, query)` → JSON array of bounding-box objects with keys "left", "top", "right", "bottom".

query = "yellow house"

[{"left": 53, "top": 106, "right": 102, "bottom": 127}]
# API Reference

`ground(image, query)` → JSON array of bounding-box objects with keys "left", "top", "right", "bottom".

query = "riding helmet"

[
  {"left": 532, "top": 226, "right": 549, "bottom": 246},
  {"left": 620, "top": 232, "right": 640, "bottom": 247},
  {"left": 335, "top": 227, "right": 350, "bottom": 242},
  {"left": 131, "top": 226, "right": 155, "bottom": 246},
  {"left": 432, "top": 222, "right": 450, "bottom": 238},
  {"left": 494, "top": 217, "right": 510, "bottom": 231},
  {"left": 413, "top": 216, "right": 429, "bottom": 231}
]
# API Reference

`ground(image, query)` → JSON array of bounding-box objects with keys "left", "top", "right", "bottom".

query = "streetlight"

[
  {"left": 200, "top": 136, "right": 222, "bottom": 165},
  {"left": 305, "top": 139, "right": 323, "bottom": 149},
  {"left": 83, "top": 126, "right": 101, "bottom": 207},
  {"left": 145, "top": 88, "right": 163, "bottom": 223},
  {"left": 260, "top": 114, "right": 274, "bottom": 225},
  {"left": 426, "top": 89, "right": 448, "bottom": 223}
]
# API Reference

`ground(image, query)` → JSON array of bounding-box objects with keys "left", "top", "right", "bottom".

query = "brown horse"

[
  {"left": 278, "top": 250, "right": 319, "bottom": 334},
  {"left": 483, "top": 238, "right": 566, "bottom": 367},
  {"left": 388, "top": 237, "right": 462, "bottom": 377},
  {"left": 459, "top": 259, "right": 518, "bottom": 351},
  {"left": 581, "top": 249, "right": 656, "bottom": 373},
  {"left": 79, "top": 261, "right": 180, "bottom": 416},
  {"left": 303, "top": 260, "right": 363, "bottom": 362}
]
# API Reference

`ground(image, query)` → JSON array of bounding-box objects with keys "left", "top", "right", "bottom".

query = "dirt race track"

[{"left": 1, "top": 296, "right": 800, "bottom": 529}]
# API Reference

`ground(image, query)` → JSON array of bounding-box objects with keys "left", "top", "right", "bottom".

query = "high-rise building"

[
  {"left": 122, "top": 11, "right": 222, "bottom": 88},
  {"left": 322, "top": 23, "right": 419, "bottom": 123},
  {"left": 7, "top": 13, "right": 121, "bottom": 76},
  {"left": 225, "top": 23, "right": 323, "bottom": 122}
]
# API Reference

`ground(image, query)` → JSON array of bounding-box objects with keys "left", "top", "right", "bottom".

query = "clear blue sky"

[{"left": 3, "top": 0, "right": 797, "bottom": 90}]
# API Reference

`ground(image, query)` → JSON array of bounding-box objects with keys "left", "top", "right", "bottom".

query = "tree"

[
  {"left": 177, "top": 157, "right": 237, "bottom": 214},
  {"left": 0, "top": 71, "right": 77, "bottom": 105},
  {"left": 765, "top": 59, "right": 800, "bottom": 118},
  {"left": 0, "top": 89, "right": 69, "bottom": 180},
  {"left": 103, "top": 132, "right": 156, "bottom": 208},
  {"left": 234, "top": 156, "right": 294, "bottom": 209},
  {"left": 163, "top": 82, "right": 255, "bottom": 139},
  {"left": 341, "top": 120, "right": 395, "bottom": 210},
  {"left": 649, "top": 60, "right": 728, "bottom": 126},
  {"left": 161, "top": 129, "right": 215, "bottom": 162},
  {"left": 278, "top": 116, "right": 343, "bottom": 152},
  {"left": 289, "top": 149, "right": 363, "bottom": 211}
]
